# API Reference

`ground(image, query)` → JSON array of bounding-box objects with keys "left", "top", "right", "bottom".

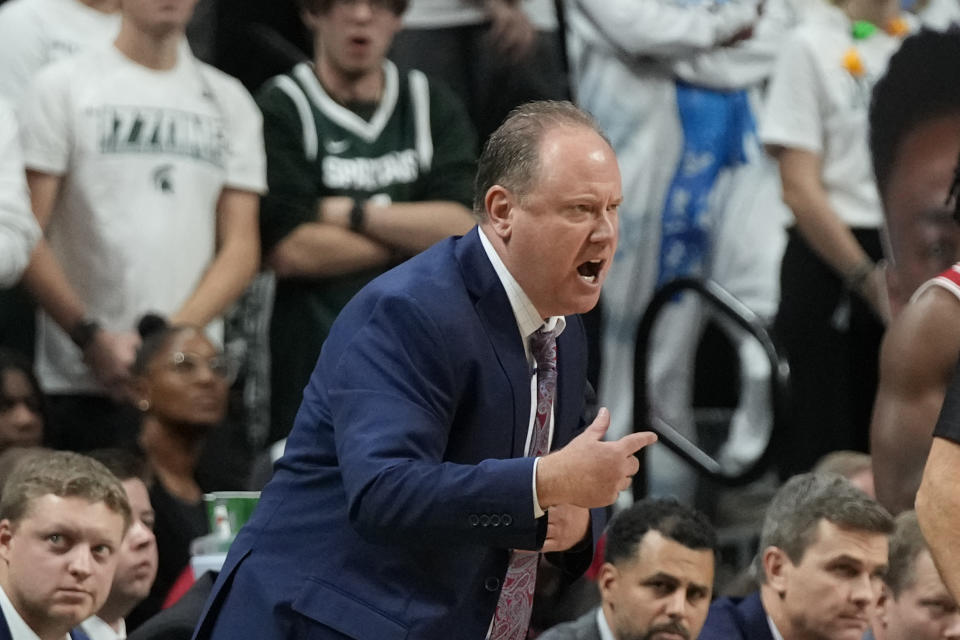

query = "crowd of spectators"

[{"left": 3, "top": 0, "right": 960, "bottom": 637}]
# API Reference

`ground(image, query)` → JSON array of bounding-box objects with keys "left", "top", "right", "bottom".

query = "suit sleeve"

[{"left": 328, "top": 290, "right": 546, "bottom": 551}]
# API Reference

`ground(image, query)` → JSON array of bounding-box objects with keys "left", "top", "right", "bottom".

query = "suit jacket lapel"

[
  {"left": 0, "top": 607, "right": 13, "bottom": 640},
  {"left": 740, "top": 592, "right": 776, "bottom": 640},
  {"left": 580, "top": 609, "right": 603, "bottom": 639},
  {"left": 456, "top": 227, "right": 531, "bottom": 457}
]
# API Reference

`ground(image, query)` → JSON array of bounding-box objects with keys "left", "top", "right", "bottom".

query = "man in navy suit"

[
  {"left": 0, "top": 451, "right": 131, "bottom": 640},
  {"left": 701, "top": 473, "right": 893, "bottom": 640},
  {"left": 193, "top": 100, "right": 658, "bottom": 639}
]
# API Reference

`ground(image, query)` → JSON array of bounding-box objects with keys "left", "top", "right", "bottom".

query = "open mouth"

[{"left": 577, "top": 259, "right": 603, "bottom": 283}]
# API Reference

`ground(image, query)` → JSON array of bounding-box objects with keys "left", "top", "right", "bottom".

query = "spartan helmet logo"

[{"left": 152, "top": 164, "right": 174, "bottom": 194}]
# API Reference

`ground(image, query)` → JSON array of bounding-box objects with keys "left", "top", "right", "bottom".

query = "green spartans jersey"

[{"left": 256, "top": 59, "right": 477, "bottom": 441}]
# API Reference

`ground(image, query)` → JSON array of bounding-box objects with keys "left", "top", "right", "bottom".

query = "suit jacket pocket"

[{"left": 291, "top": 576, "right": 409, "bottom": 640}]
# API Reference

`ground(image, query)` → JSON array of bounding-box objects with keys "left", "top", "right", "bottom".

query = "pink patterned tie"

[{"left": 489, "top": 327, "right": 557, "bottom": 640}]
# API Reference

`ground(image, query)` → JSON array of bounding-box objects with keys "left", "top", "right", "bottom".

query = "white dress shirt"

[
  {"left": 597, "top": 607, "right": 617, "bottom": 640},
  {"left": 79, "top": 616, "right": 125, "bottom": 640},
  {"left": 767, "top": 613, "right": 785, "bottom": 640},
  {"left": 478, "top": 228, "right": 566, "bottom": 518},
  {"left": 0, "top": 583, "right": 70, "bottom": 640}
]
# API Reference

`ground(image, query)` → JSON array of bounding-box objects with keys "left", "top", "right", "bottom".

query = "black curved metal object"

[{"left": 633, "top": 277, "right": 790, "bottom": 488}]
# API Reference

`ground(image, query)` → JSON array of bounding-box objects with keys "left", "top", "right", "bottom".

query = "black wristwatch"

[
  {"left": 349, "top": 198, "right": 366, "bottom": 233},
  {"left": 69, "top": 317, "right": 101, "bottom": 351}
]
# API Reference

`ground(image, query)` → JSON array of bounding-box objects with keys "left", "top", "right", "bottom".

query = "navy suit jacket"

[
  {"left": 0, "top": 606, "right": 91, "bottom": 640},
  {"left": 699, "top": 592, "right": 776, "bottom": 640},
  {"left": 193, "top": 228, "right": 599, "bottom": 640}
]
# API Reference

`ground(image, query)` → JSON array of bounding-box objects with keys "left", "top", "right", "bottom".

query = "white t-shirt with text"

[{"left": 19, "top": 43, "right": 266, "bottom": 394}]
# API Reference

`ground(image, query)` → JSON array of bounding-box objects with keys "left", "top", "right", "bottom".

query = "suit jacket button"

[
  {"left": 480, "top": 514, "right": 490, "bottom": 527},
  {"left": 490, "top": 514, "right": 501, "bottom": 527},
  {"left": 484, "top": 577, "right": 501, "bottom": 592},
  {"left": 502, "top": 514, "right": 513, "bottom": 526},
  {"left": 469, "top": 514, "right": 480, "bottom": 527}
]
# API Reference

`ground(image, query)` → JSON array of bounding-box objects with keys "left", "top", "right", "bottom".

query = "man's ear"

[
  {"left": 597, "top": 562, "right": 619, "bottom": 603},
  {"left": 0, "top": 520, "right": 14, "bottom": 563},
  {"left": 763, "top": 546, "right": 791, "bottom": 596},
  {"left": 301, "top": 8, "right": 321, "bottom": 32},
  {"left": 484, "top": 185, "right": 515, "bottom": 241}
]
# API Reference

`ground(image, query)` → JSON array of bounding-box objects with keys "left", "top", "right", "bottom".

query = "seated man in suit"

[
  {"left": 539, "top": 499, "right": 716, "bottom": 640},
  {"left": 193, "top": 100, "right": 657, "bottom": 640},
  {"left": 0, "top": 450, "right": 131, "bottom": 640},
  {"left": 700, "top": 472, "right": 893, "bottom": 640},
  {"left": 871, "top": 511, "right": 960, "bottom": 640}
]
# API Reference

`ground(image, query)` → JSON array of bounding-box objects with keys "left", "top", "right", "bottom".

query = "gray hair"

[
  {"left": 755, "top": 472, "right": 893, "bottom": 581},
  {"left": 472, "top": 100, "right": 610, "bottom": 220},
  {"left": 812, "top": 450, "right": 872, "bottom": 480},
  {"left": 885, "top": 510, "right": 930, "bottom": 597}
]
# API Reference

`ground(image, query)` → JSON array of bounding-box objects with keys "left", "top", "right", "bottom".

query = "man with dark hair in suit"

[
  {"left": 539, "top": 499, "right": 717, "bottom": 640},
  {"left": 192, "top": 100, "right": 657, "bottom": 639}
]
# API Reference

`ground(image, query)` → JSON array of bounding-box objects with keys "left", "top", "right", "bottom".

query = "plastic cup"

[{"left": 203, "top": 491, "right": 260, "bottom": 535}]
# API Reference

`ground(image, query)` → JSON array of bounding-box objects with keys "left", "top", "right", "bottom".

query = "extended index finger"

[{"left": 616, "top": 431, "right": 658, "bottom": 455}]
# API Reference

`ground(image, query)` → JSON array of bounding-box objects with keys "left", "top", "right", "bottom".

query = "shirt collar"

[
  {"left": 0, "top": 583, "right": 67, "bottom": 640},
  {"left": 80, "top": 616, "right": 125, "bottom": 640},
  {"left": 478, "top": 228, "right": 566, "bottom": 342},
  {"left": 766, "top": 614, "right": 785, "bottom": 640},
  {"left": 596, "top": 607, "right": 617, "bottom": 640}
]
